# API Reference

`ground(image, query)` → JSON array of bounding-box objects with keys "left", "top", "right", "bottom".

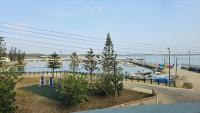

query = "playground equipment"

[
  {"left": 49, "top": 76, "right": 54, "bottom": 87},
  {"left": 39, "top": 75, "right": 45, "bottom": 86}
]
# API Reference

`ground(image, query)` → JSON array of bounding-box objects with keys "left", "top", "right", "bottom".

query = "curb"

[
  {"left": 110, "top": 96, "right": 156, "bottom": 108},
  {"left": 124, "top": 81, "right": 193, "bottom": 91}
]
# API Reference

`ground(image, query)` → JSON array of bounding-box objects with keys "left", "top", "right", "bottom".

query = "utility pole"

[
  {"left": 168, "top": 48, "right": 171, "bottom": 86},
  {"left": 189, "top": 51, "right": 191, "bottom": 68},
  {"left": 173, "top": 53, "right": 176, "bottom": 66},
  {"left": 175, "top": 57, "right": 178, "bottom": 76}
]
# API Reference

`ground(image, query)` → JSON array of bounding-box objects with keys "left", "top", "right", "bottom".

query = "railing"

[
  {"left": 0, "top": 71, "right": 90, "bottom": 76},
  {"left": 125, "top": 76, "right": 176, "bottom": 87}
]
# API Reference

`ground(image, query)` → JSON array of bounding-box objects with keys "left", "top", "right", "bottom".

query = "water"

[
  {"left": 23, "top": 61, "right": 152, "bottom": 74},
  {"left": 119, "top": 54, "right": 200, "bottom": 66},
  {"left": 19, "top": 54, "right": 200, "bottom": 74}
]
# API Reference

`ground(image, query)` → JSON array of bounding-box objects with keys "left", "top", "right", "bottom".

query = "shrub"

[
  {"left": 0, "top": 69, "right": 21, "bottom": 113},
  {"left": 94, "top": 74, "right": 114, "bottom": 96},
  {"left": 183, "top": 82, "right": 193, "bottom": 89},
  {"left": 57, "top": 74, "right": 88, "bottom": 106},
  {"left": 94, "top": 70, "right": 124, "bottom": 96}
]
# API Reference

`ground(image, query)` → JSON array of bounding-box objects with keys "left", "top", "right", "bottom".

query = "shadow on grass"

[{"left": 19, "top": 85, "right": 60, "bottom": 100}]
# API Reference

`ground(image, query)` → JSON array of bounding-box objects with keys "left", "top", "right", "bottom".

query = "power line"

[
  {"left": 5, "top": 36, "right": 169, "bottom": 54},
  {"left": 1, "top": 21, "right": 199, "bottom": 54},
  {"left": 7, "top": 41, "right": 85, "bottom": 53},
  {"left": 0, "top": 25, "right": 170, "bottom": 50},
  {"left": 0, "top": 30, "right": 171, "bottom": 52},
  {"left": 0, "top": 21, "right": 105, "bottom": 40},
  {"left": 1, "top": 23, "right": 199, "bottom": 52},
  {"left": 0, "top": 30, "right": 104, "bottom": 47},
  {"left": 1, "top": 21, "right": 200, "bottom": 51},
  {"left": 0, "top": 25, "right": 105, "bottom": 43},
  {"left": 0, "top": 21, "right": 175, "bottom": 48},
  {"left": 4, "top": 36, "right": 102, "bottom": 51}
]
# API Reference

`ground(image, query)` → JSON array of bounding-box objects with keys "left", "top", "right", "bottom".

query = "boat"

[
  {"left": 136, "top": 58, "right": 145, "bottom": 61},
  {"left": 136, "top": 71, "right": 152, "bottom": 75},
  {"left": 128, "top": 73, "right": 143, "bottom": 79},
  {"left": 124, "top": 62, "right": 135, "bottom": 67}
]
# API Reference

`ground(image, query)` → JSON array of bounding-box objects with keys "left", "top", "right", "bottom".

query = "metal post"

[
  {"left": 158, "top": 79, "right": 160, "bottom": 85},
  {"left": 168, "top": 48, "right": 171, "bottom": 86},
  {"left": 189, "top": 51, "right": 191, "bottom": 68},
  {"left": 173, "top": 53, "right": 176, "bottom": 66},
  {"left": 175, "top": 57, "right": 178, "bottom": 76},
  {"left": 164, "top": 57, "right": 166, "bottom": 65}
]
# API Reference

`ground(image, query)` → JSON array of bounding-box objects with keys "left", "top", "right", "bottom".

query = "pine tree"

[
  {"left": 9, "top": 47, "right": 14, "bottom": 61},
  {"left": 0, "top": 37, "right": 7, "bottom": 67},
  {"left": 13, "top": 47, "right": 17, "bottom": 61},
  {"left": 102, "top": 33, "right": 117, "bottom": 74},
  {"left": 69, "top": 52, "right": 79, "bottom": 74},
  {"left": 47, "top": 52, "right": 62, "bottom": 78},
  {"left": 9, "top": 47, "right": 26, "bottom": 64},
  {"left": 96, "top": 33, "right": 123, "bottom": 96},
  {"left": 83, "top": 48, "right": 98, "bottom": 88}
]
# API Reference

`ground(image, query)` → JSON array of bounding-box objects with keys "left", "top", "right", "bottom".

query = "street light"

[
  {"left": 167, "top": 48, "right": 171, "bottom": 86},
  {"left": 189, "top": 51, "right": 191, "bottom": 68}
]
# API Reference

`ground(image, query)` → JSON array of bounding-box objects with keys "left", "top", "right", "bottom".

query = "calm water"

[
  {"left": 20, "top": 55, "right": 200, "bottom": 74},
  {"left": 119, "top": 54, "right": 200, "bottom": 66},
  {"left": 23, "top": 61, "right": 152, "bottom": 74}
]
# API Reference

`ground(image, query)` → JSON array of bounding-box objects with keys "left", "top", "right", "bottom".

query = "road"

[{"left": 123, "top": 69, "right": 200, "bottom": 104}]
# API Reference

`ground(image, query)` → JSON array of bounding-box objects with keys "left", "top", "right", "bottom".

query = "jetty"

[{"left": 130, "top": 61, "right": 157, "bottom": 69}]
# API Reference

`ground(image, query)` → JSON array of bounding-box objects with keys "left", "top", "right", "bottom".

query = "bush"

[
  {"left": 94, "top": 70, "right": 124, "bottom": 96},
  {"left": 94, "top": 74, "right": 114, "bottom": 96},
  {"left": 57, "top": 75, "right": 88, "bottom": 106},
  {"left": 183, "top": 82, "right": 193, "bottom": 89},
  {"left": 0, "top": 69, "right": 20, "bottom": 113}
]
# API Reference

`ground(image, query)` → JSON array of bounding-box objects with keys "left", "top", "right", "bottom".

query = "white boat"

[{"left": 125, "top": 63, "right": 135, "bottom": 67}]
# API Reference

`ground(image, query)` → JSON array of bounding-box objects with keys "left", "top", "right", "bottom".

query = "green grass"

[{"left": 19, "top": 85, "right": 60, "bottom": 100}]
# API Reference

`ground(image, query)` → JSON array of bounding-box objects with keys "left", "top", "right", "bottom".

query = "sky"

[{"left": 0, "top": 0, "right": 200, "bottom": 54}]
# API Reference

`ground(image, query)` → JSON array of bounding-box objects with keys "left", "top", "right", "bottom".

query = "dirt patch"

[{"left": 16, "top": 76, "right": 39, "bottom": 88}]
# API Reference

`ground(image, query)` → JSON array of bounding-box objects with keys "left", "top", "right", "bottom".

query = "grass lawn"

[
  {"left": 15, "top": 76, "right": 153, "bottom": 113},
  {"left": 19, "top": 85, "right": 59, "bottom": 100}
]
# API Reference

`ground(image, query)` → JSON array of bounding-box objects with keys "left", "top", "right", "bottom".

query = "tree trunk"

[
  {"left": 90, "top": 71, "right": 92, "bottom": 88},
  {"left": 53, "top": 68, "right": 55, "bottom": 78}
]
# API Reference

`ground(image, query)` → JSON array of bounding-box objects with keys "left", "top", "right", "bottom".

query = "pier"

[{"left": 130, "top": 61, "right": 157, "bottom": 69}]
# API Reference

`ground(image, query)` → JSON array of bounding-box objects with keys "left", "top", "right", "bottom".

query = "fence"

[
  {"left": 125, "top": 76, "right": 176, "bottom": 87},
  {"left": 0, "top": 71, "right": 90, "bottom": 76}
]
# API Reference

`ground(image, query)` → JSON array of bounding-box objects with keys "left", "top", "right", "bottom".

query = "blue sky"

[{"left": 0, "top": 0, "right": 200, "bottom": 54}]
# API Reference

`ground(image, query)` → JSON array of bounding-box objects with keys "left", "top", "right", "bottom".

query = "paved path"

[
  {"left": 123, "top": 69, "right": 200, "bottom": 104},
  {"left": 75, "top": 102, "right": 200, "bottom": 113}
]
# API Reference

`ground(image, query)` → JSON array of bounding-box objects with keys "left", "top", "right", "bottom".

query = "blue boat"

[{"left": 153, "top": 75, "right": 169, "bottom": 83}]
